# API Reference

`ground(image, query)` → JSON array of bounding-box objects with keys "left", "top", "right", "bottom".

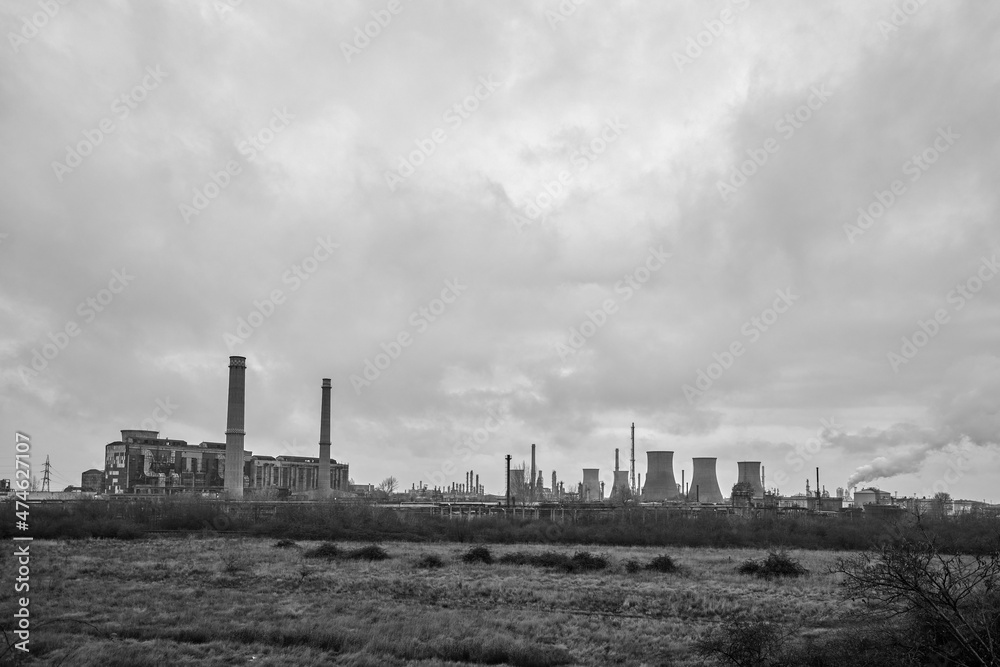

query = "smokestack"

[
  {"left": 641, "top": 451, "right": 680, "bottom": 501},
  {"left": 690, "top": 457, "right": 724, "bottom": 504},
  {"left": 224, "top": 356, "right": 247, "bottom": 498},
  {"left": 737, "top": 461, "right": 765, "bottom": 499},
  {"left": 530, "top": 443, "right": 536, "bottom": 500},
  {"left": 318, "top": 378, "right": 331, "bottom": 493},
  {"left": 630, "top": 423, "right": 635, "bottom": 495},
  {"left": 615, "top": 448, "right": 620, "bottom": 472},
  {"left": 505, "top": 454, "right": 511, "bottom": 507}
]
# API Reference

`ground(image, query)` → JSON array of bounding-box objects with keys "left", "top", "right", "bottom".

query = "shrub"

[
  {"left": 462, "top": 546, "right": 494, "bottom": 564},
  {"left": 737, "top": 551, "right": 808, "bottom": 579},
  {"left": 567, "top": 551, "right": 607, "bottom": 572},
  {"left": 343, "top": 545, "right": 390, "bottom": 561},
  {"left": 415, "top": 553, "right": 445, "bottom": 569},
  {"left": 219, "top": 552, "right": 252, "bottom": 573},
  {"left": 303, "top": 542, "right": 340, "bottom": 559},
  {"left": 273, "top": 539, "right": 297, "bottom": 548},
  {"left": 647, "top": 554, "right": 680, "bottom": 573},
  {"left": 695, "top": 616, "right": 793, "bottom": 667},
  {"left": 624, "top": 559, "right": 642, "bottom": 574}
]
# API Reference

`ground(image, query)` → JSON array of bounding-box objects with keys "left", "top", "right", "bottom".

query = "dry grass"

[{"left": 0, "top": 538, "right": 855, "bottom": 666}]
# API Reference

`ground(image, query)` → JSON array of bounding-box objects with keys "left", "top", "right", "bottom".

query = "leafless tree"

[
  {"left": 377, "top": 476, "right": 397, "bottom": 494},
  {"left": 834, "top": 539, "right": 1000, "bottom": 666}
]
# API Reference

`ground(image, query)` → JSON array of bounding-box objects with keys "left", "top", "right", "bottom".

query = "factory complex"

[{"left": 32, "top": 355, "right": 993, "bottom": 517}]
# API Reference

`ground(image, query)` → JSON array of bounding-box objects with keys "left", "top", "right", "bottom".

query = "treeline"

[{"left": 1, "top": 499, "right": 998, "bottom": 553}]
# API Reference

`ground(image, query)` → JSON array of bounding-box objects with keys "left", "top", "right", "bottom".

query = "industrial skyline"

[{"left": 3, "top": 3, "right": 999, "bottom": 503}]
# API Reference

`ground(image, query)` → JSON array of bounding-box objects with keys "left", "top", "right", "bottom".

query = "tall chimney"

[
  {"left": 224, "top": 356, "right": 247, "bottom": 498},
  {"left": 530, "top": 443, "right": 536, "bottom": 501},
  {"left": 615, "top": 448, "right": 620, "bottom": 472},
  {"left": 318, "top": 378, "right": 331, "bottom": 493}
]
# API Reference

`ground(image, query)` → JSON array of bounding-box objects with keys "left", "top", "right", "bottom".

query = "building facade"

[
  {"left": 104, "top": 430, "right": 349, "bottom": 495},
  {"left": 81, "top": 468, "right": 104, "bottom": 493}
]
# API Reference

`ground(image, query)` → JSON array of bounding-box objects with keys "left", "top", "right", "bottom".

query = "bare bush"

[{"left": 834, "top": 540, "right": 1000, "bottom": 666}]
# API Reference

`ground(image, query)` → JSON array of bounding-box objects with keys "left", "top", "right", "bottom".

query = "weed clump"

[
  {"left": 737, "top": 551, "right": 808, "bottom": 578},
  {"left": 462, "top": 546, "right": 494, "bottom": 564},
  {"left": 415, "top": 553, "right": 445, "bottom": 569},
  {"left": 624, "top": 559, "right": 642, "bottom": 574},
  {"left": 344, "top": 545, "right": 390, "bottom": 561},
  {"left": 303, "top": 542, "right": 341, "bottom": 559},
  {"left": 647, "top": 554, "right": 680, "bottom": 573},
  {"left": 567, "top": 551, "right": 608, "bottom": 572},
  {"left": 273, "top": 539, "right": 298, "bottom": 549}
]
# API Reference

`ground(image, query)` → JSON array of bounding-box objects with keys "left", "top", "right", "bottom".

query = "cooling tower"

[
  {"left": 224, "top": 356, "right": 247, "bottom": 498},
  {"left": 610, "top": 470, "right": 630, "bottom": 498},
  {"left": 737, "top": 461, "right": 765, "bottom": 499},
  {"left": 689, "top": 457, "right": 724, "bottom": 503},
  {"left": 318, "top": 378, "right": 331, "bottom": 493},
  {"left": 582, "top": 468, "right": 601, "bottom": 501},
  {"left": 642, "top": 451, "right": 680, "bottom": 501}
]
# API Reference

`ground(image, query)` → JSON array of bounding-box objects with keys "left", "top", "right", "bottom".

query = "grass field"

[{"left": 0, "top": 537, "right": 857, "bottom": 666}]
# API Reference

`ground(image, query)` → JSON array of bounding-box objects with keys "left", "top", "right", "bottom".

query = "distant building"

[
  {"left": 81, "top": 469, "right": 104, "bottom": 493},
  {"left": 852, "top": 487, "right": 893, "bottom": 509},
  {"left": 104, "top": 429, "right": 349, "bottom": 495}
]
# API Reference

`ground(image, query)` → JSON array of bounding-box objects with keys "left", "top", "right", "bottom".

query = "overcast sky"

[{"left": 2, "top": 1, "right": 999, "bottom": 501}]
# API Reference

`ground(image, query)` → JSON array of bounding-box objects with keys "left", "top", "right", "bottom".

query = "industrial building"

[
  {"left": 103, "top": 430, "right": 349, "bottom": 495},
  {"left": 102, "top": 358, "right": 349, "bottom": 496},
  {"left": 81, "top": 468, "right": 104, "bottom": 493}
]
